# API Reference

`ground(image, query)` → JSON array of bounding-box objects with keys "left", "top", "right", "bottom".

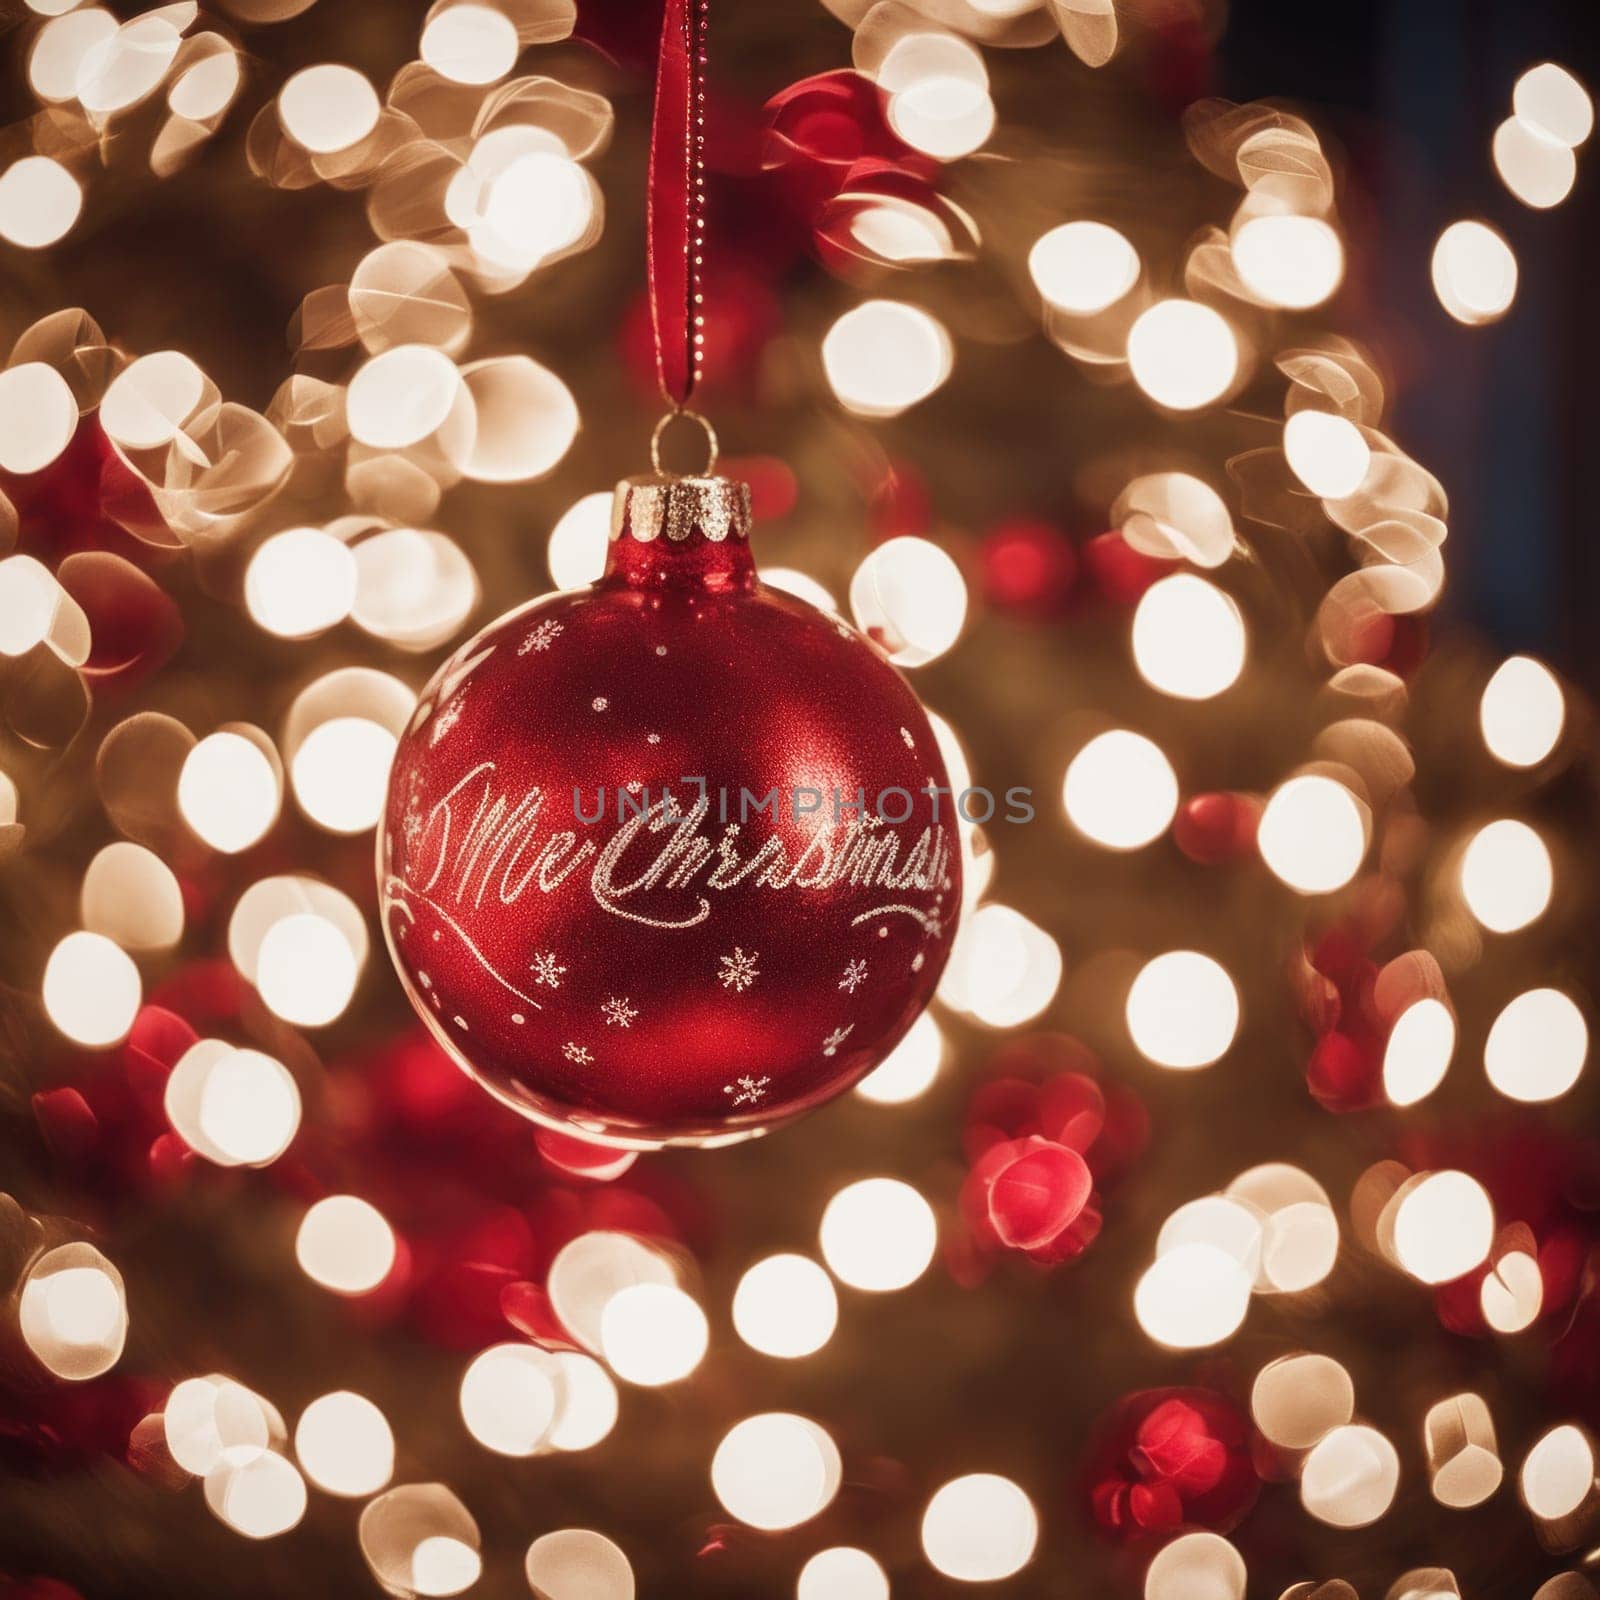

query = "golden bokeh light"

[
  {"left": 546, "top": 1231, "right": 679, "bottom": 1354},
  {"left": 81, "top": 840, "right": 183, "bottom": 951},
  {"left": 1126, "top": 950, "right": 1239, "bottom": 1070},
  {"left": 1028, "top": 220, "right": 1140, "bottom": 314},
  {"left": 1382, "top": 998, "right": 1456, "bottom": 1107},
  {"left": 848, "top": 534, "right": 966, "bottom": 667},
  {"left": 1458, "top": 818, "right": 1552, "bottom": 934},
  {"left": 1513, "top": 63, "right": 1593, "bottom": 149},
  {"left": 797, "top": 1547, "right": 888, "bottom": 1600},
  {"left": 178, "top": 728, "right": 283, "bottom": 853},
  {"left": 42, "top": 930, "right": 141, "bottom": 1047},
  {"left": 1131, "top": 574, "right": 1246, "bottom": 700},
  {"left": 0, "top": 155, "right": 82, "bottom": 248},
  {"left": 921, "top": 1473, "right": 1038, "bottom": 1583},
  {"left": 350, "top": 527, "right": 479, "bottom": 651},
  {"left": 204, "top": 1450, "right": 307, "bottom": 1540},
  {"left": 0, "top": 363, "right": 79, "bottom": 474},
  {"left": 1426, "top": 1393, "right": 1502, "bottom": 1510},
  {"left": 1144, "top": 1533, "right": 1245, "bottom": 1600},
  {"left": 163, "top": 1375, "right": 280, "bottom": 1477},
  {"left": 940, "top": 902, "right": 1062, "bottom": 1028},
  {"left": 547, "top": 491, "right": 611, "bottom": 590},
  {"left": 359, "top": 1484, "right": 481, "bottom": 1599},
  {"left": 459, "top": 1342, "right": 566, "bottom": 1456},
  {"left": 1061, "top": 729, "right": 1178, "bottom": 850},
  {"left": 294, "top": 1391, "right": 395, "bottom": 1497},
  {"left": 245, "top": 527, "right": 359, "bottom": 639},
  {"left": 598, "top": 1282, "right": 708, "bottom": 1386},
  {"left": 1126, "top": 299, "right": 1239, "bottom": 411},
  {"left": 278, "top": 63, "right": 380, "bottom": 154},
  {"left": 1257, "top": 773, "right": 1369, "bottom": 894},
  {"left": 822, "top": 300, "right": 953, "bottom": 418},
  {"left": 295, "top": 1195, "right": 397, "bottom": 1294},
  {"left": 1228, "top": 1163, "right": 1341, "bottom": 1292},
  {"left": 164, "top": 1039, "right": 301, "bottom": 1167},
  {"left": 1480, "top": 1247, "right": 1542, "bottom": 1334},
  {"left": 1231, "top": 213, "right": 1344, "bottom": 309},
  {"left": 524, "top": 1529, "right": 635, "bottom": 1600},
  {"left": 1484, "top": 987, "right": 1587, "bottom": 1103},
  {"left": 731, "top": 1253, "right": 839, "bottom": 1359},
  {"left": 1284, "top": 410, "right": 1372, "bottom": 499},
  {"left": 1432, "top": 221, "right": 1517, "bottom": 326},
  {"left": 1251, "top": 1353, "right": 1355, "bottom": 1451},
  {"left": 1493, "top": 116, "right": 1577, "bottom": 209},
  {"left": 819, "top": 1177, "right": 937, "bottom": 1292},
  {"left": 711, "top": 1413, "right": 842, "bottom": 1531},
  {"left": 1300, "top": 1424, "right": 1399, "bottom": 1528},
  {"left": 1135, "top": 1241, "right": 1252, "bottom": 1348},
  {"left": 18, "top": 1243, "right": 128, "bottom": 1381},
  {"left": 549, "top": 1352, "right": 619, "bottom": 1452},
  {"left": 347, "top": 344, "right": 466, "bottom": 449},
  {"left": 1520, "top": 1425, "right": 1595, "bottom": 1522},
  {"left": 855, "top": 1011, "right": 943, "bottom": 1104},
  {"left": 1391, "top": 1171, "right": 1494, "bottom": 1285},
  {"left": 420, "top": 4, "right": 520, "bottom": 86},
  {"left": 1480, "top": 655, "right": 1564, "bottom": 768},
  {"left": 101, "top": 350, "right": 209, "bottom": 449}
]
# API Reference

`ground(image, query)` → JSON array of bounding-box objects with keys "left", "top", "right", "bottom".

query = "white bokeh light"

[
  {"left": 1258, "top": 774, "right": 1369, "bottom": 894},
  {"left": 179, "top": 730, "right": 282, "bottom": 853},
  {"left": 823, "top": 300, "right": 953, "bottom": 417},
  {"left": 295, "top": 1391, "right": 394, "bottom": 1497},
  {"left": 1459, "top": 819, "right": 1552, "bottom": 934},
  {"left": 856, "top": 1013, "right": 943, "bottom": 1104},
  {"left": 921, "top": 1473, "right": 1038, "bottom": 1583},
  {"left": 246, "top": 528, "right": 357, "bottom": 639},
  {"left": 1131, "top": 575, "right": 1246, "bottom": 700},
  {"left": 1126, "top": 951, "right": 1239, "bottom": 1070},
  {"left": 711, "top": 1414, "right": 841, "bottom": 1531},
  {"left": 1480, "top": 656, "right": 1563, "bottom": 768},
  {"left": 295, "top": 1196, "right": 396, "bottom": 1295},
  {"left": 1284, "top": 410, "right": 1372, "bottom": 499},
  {"left": 849, "top": 535, "right": 966, "bottom": 667},
  {"left": 732, "top": 1254, "right": 839, "bottom": 1359},
  {"left": 1432, "top": 221, "right": 1518, "bottom": 326},
  {"left": 1232, "top": 213, "right": 1344, "bottom": 308},
  {"left": 1062, "top": 729, "right": 1178, "bottom": 850},
  {"left": 1135, "top": 1242, "right": 1252, "bottom": 1348},
  {"left": 1392, "top": 1172, "right": 1494, "bottom": 1285},
  {"left": 1028, "top": 221, "right": 1139, "bottom": 313},
  {"left": 547, "top": 492, "right": 610, "bottom": 590},
  {"left": 1484, "top": 988, "right": 1588, "bottom": 1103},
  {"left": 1127, "top": 300, "right": 1238, "bottom": 410},
  {"left": 599, "top": 1283, "right": 708, "bottom": 1386},
  {"left": 42, "top": 931, "right": 141, "bottom": 1048},
  {"left": 819, "top": 1178, "right": 937, "bottom": 1292}
]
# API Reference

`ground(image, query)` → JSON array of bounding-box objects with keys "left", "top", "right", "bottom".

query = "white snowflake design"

[
  {"left": 724, "top": 1074, "right": 771, "bottom": 1108},
  {"left": 562, "top": 1041, "right": 593, "bottom": 1066},
  {"left": 717, "top": 947, "right": 760, "bottom": 992},
  {"left": 602, "top": 996, "right": 638, "bottom": 1028},
  {"left": 518, "top": 619, "right": 564, "bottom": 655},
  {"left": 839, "top": 958, "right": 869, "bottom": 994},
  {"left": 821, "top": 1025, "right": 855, "bottom": 1058},
  {"left": 428, "top": 693, "right": 465, "bottom": 746},
  {"left": 530, "top": 950, "right": 567, "bottom": 988},
  {"left": 592, "top": 696, "right": 609, "bottom": 711}
]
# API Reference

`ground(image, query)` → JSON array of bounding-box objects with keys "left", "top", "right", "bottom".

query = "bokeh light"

[
  {"left": 1131, "top": 574, "right": 1246, "bottom": 700},
  {"left": 204, "top": 1450, "right": 307, "bottom": 1539},
  {"left": 1459, "top": 818, "right": 1552, "bottom": 933},
  {"left": 1028, "top": 221, "right": 1139, "bottom": 313},
  {"left": 1284, "top": 411, "right": 1372, "bottom": 499},
  {"left": 848, "top": 535, "right": 966, "bottom": 667},
  {"left": 1144, "top": 1533, "right": 1245, "bottom": 1600},
  {"left": 819, "top": 1178, "right": 937, "bottom": 1291},
  {"left": 1061, "top": 729, "right": 1178, "bottom": 850},
  {"left": 525, "top": 1529, "right": 635, "bottom": 1600},
  {"left": 711, "top": 1413, "right": 841, "bottom": 1530},
  {"left": 1251, "top": 1353, "right": 1355, "bottom": 1450},
  {"left": 797, "top": 1547, "right": 888, "bottom": 1600},
  {"left": 1493, "top": 116, "right": 1577, "bottom": 209},
  {"left": 1484, "top": 988, "right": 1588, "bottom": 1103},
  {"left": 1520, "top": 1425, "right": 1595, "bottom": 1521},
  {"left": 732, "top": 1254, "right": 838, "bottom": 1358},
  {"left": 246, "top": 528, "right": 358, "bottom": 639},
  {"left": 420, "top": 4, "right": 519, "bottom": 86},
  {"left": 823, "top": 300, "right": 953, "bottom": 418},
  {"left": 18, "top": 1244, "right": 128, "bottom": 1381},
  {"left": 1514, "top": 63, "right": 1594, "bottom": 148},
  {"left": 165, "top": 1042, "right": 301, "bottom": 1167},
  {"left": 549, "top": 1353, "right": 619, "bottom": 1452},
  {"left": 1480, "top": 655, "right": 1564, "bottom": 767},
  {"left": 921, "top": 1473, "right": 1038, "bottom": 1582},
  {"left": 1383, "top": 998, "right": 1456, "bottom": 1107},
  {"left": 460, "top": 1342, "right": 566, "bottom": 1457},
  {"left": 1125, "top": 950, "right": 1239, "bottom": 1070},
  {"left": 599, "top": 1283, "right": 708, "bottom": 1386},
  {"left": 278, "top": 63, "right": 380, "bottom": 154},
  {"left": 178, "top": 730, "right": 282, "bottom": 852},
  {"left": 0, "top": 155, "right": 82, "bottom": 248},
  {"left": 547, "top": 492, "right": 611, "bottom": 590},
  {"left": 1432, "top": 221, "right": 1518, "bottom": 326},
  {"left": 1231, "top": 213, "right": 1344, "bottom": 308},
  {"left": 294, "top": 1391, "right": 394, "bottom": 1497},
  {"left": 1127, "top": 300, "right": 1238, "bottom": 410},
  {"left": 855, "top": 1012, "right": 943, "bottom": 1104},
  {"left": 359, "top": 1484, "right": 481, "bottom": 1599},
  {"left": 295, "top": 1195, "right": 396, "bottom": 1294},
  {"left": 1391, "top": 1171, "right": 1494, "bottom": 1285},
  {"left": 1135, "top": 1242, "right": 1252, "bottom": 1348},
  {"left": 1300, "top": 1425, "right": 1399, "bottom": 1528},
  {"left": 42, "top": 930, "right": 141, "bottom": 1047},
  {"left": 1257, "top": 774, "right": 1368, "bottom": 894}
]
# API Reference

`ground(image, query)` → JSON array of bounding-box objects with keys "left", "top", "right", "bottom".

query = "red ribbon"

[{"left": 647, "top": 0, "right": 707, "bottom": 407}]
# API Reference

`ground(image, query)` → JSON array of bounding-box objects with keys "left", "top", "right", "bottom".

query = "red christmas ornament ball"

[{"left": 378, "top": 472, "right": 961, "bottom": 1148}]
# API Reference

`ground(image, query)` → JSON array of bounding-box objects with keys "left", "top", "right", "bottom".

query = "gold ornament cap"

[{"left": 610, "top": 473, "right": 752, "bottom": 545}]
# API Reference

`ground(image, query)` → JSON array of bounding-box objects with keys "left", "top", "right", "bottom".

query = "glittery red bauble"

[{"left": 378, "top": 473, "right": 960, "bottom": 1148}]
